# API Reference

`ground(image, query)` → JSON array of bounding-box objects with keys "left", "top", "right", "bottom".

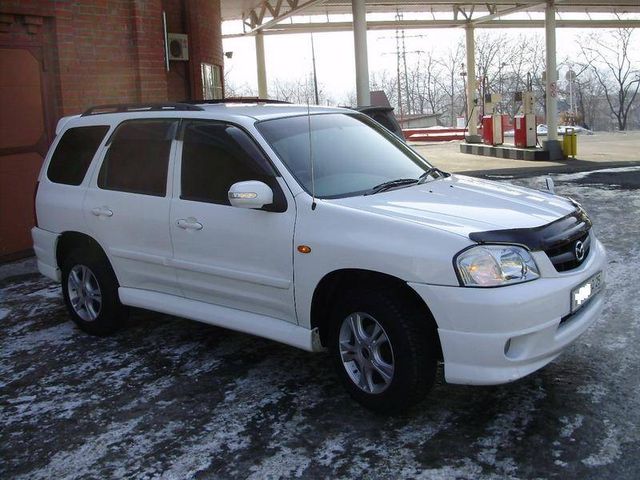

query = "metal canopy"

[{"left": 221, "top": 1, "right": 640, "bottom": 36}]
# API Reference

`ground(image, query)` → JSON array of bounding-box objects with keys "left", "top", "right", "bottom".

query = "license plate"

[{"left": 571, "top": 271, "right": 603, "bottom": 313}]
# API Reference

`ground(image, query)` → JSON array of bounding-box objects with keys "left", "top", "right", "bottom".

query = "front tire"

[
  {"left": 61, "top": 250, "right": 126, "bottom": 336},
  {"left": 329, "top": 288, "right": 438, "bottom": 413}
]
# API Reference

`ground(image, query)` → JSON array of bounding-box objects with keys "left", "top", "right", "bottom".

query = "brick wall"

[
  {"left": 55, "top": 0, "right": 144, "bottom": 114},
  {"left": 0, "top": 0, "right": 224, "bottom": 117}
]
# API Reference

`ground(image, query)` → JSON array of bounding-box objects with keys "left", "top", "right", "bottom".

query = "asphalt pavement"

[{"left": 1, "top": 167, "right": 639, "bottom": 479}]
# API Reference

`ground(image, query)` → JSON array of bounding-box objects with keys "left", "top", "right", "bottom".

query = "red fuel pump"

[
  {"left": 514, "top": 114, "right": 536, "bottom": 148},
  {"left": 514, "top": 82, "right": 537, "bottom": 148},
  {"left": 481, "top": 93, "right": 503, "bottom": 146}
]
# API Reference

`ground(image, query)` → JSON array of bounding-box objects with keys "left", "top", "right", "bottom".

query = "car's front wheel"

[{"left": 329, "top": 288, "right": 438, "bottom": 413}]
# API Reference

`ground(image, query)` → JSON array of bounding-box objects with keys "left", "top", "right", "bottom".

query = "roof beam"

[
  {"left": 471, "top": 2, "right": 546, "bottom": 25},
  {"left": 224, "top": 18, "right": 640, "bottom": 37},
  {"left": 243, "top": 0, "right": 326, "bottom": 33}
]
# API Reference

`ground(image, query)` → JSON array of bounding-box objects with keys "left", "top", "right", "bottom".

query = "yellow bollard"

[{"left": 562, "top": 127, "right": 577, "bottom": 158}]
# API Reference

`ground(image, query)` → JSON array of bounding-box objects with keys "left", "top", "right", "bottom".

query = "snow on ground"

[{"left": 1, "top": 169, "right": 639, "bottom": 479}]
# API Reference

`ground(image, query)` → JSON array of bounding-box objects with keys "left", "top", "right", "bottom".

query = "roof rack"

[
  {"left": 181, "top": 97, "right": 291, "bottom": 105},
  {"left": 81, "top": 102, "right": 204, "bottom": 116}
]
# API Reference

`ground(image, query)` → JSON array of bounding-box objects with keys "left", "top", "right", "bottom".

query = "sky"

[{"left": 221, "top": 17, "right": 608, "bottom": 103}]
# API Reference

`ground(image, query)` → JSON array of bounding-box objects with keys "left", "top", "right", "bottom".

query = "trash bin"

[{"left": 562, "top": 127, "right": 577, "bottom": 158}]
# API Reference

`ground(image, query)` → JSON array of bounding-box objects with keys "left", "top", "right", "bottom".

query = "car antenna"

[{"left": 307, "top": 99, "right": 317, "bottom": 210}]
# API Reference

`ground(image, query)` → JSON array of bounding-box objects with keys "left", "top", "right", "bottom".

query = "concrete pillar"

[
  {"left": 544, "top": 2, "right": 563, "bottom": 158},
  {"left": 352, "top": 0, "right": 370, "bottom": 106},
  {"left": 255, "top": 31, "right": 268, "bottom": 98},
  {"left": 465, "top": 24, "right": 480, "bottom": 142},
  {"left": 545, "top": 3, "right": 558, "bottom": 142}
]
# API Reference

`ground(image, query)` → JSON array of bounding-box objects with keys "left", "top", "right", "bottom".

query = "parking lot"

[{"left": 1, "top": 167, "right": 639, "bottom": 479}]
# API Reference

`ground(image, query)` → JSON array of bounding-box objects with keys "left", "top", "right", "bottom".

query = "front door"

[
  {"left": 170, "top": 120, "right": 296, "bottom": 322},
  {"left": 84, "top": 118, "right": 180, "bottom": 295}
]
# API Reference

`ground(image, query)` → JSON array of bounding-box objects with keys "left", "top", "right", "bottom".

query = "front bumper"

[{"left": 409, "top": 235, "right": 607, "bottom": 385}]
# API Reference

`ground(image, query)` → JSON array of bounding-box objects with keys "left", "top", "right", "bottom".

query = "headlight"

[{"left": 455, "top": 245, "right": 540, "bottom": 287}]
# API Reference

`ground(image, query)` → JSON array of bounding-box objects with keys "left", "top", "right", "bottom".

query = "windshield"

[{"left": 256, "top": 113, "right": 433, "bottom": 198}]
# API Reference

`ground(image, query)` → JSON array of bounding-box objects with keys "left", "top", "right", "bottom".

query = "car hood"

[{"left": 330, "top": 174, "right": 576, "bottom": 238}]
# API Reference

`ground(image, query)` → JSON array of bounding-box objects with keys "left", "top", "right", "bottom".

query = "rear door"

[
  {"left": 84, "top": 118, "right": 180, "bottom": 295},
  {"left": 169, "top": 120, "right": 297, "bottom": 322}
]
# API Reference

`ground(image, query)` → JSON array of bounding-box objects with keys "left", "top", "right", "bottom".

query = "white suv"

[{"left": 32, "top": 102, "right": 606, "bottom": 412}]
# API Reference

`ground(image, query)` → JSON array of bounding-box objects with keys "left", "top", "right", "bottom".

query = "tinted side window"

[
  {"left": 98, "top": 119, "right": 178, "bottom": 196},
  {"left": 47, "top": 126, "right": 109, "bottom": 185},
  {"left": 181, "top": 121, "right": 276, "bottom": 206}
]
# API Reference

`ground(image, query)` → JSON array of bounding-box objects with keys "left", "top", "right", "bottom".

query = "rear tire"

[
  {"left": 60, "top": 249, "right": 127, "bottom": 336},
  {"left": 329, "top": 287, "right": 437, "bottom": 413}
]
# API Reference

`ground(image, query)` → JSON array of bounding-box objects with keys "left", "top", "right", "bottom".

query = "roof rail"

[
  {"left": 81, "top": 102, "right": 204, "bottom": 116},
  {"left": 181, "top": 97, "right": 292, "bottom": 105}
]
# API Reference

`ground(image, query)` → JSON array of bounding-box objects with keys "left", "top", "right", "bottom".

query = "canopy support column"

[
  {"left": 255, "top": 30, "right": 268, "bottom": 98},
  {"left": 465, "top": 24, "right": 481, "bottom": 142},
  {"left": 352, "top": 0, "right": 370, "bottom": 106},
  {"left": 544, "top": 2, "right": 563, "bottom": 158}
]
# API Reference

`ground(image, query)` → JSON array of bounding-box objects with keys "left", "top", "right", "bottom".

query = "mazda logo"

[{"left": 575, "top": 240, "right": 586, "bottom": 261}]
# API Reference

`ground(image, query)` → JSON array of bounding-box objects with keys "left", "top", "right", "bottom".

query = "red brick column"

[{"left": 185, "top": 0, "right": 223, "bottom": 100}]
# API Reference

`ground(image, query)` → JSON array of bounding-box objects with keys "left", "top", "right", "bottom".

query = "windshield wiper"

[
  {"left": 364, "top": 178, "right": 419, "bottom": 195},
  {"left": 417, "top": 167, "right": 449, "bottom": 184}
]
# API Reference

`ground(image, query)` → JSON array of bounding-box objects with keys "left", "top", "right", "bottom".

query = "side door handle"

[
  {"left": 176, "top": 217, "right": 203, "bottom": 231},
  {"left": 91, "top": 206, "right": 113, "bottom": 217}
]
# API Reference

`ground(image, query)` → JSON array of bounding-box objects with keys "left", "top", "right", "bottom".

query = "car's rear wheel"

[
  {"left": 61, "top": 250, "right": 126, "bottom": 336},
  {"left": 329, "top": 287, "right": 437, "bottom": 413}
]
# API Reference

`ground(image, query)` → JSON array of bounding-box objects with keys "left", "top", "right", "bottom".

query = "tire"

[
  {"left": 328, "top": 287, "right": 438, "bottom": 413},
  {"left": 60, "top": 248, "right": 127, "bottom": 336}
]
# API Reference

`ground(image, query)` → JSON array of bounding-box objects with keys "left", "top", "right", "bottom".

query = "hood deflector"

[{"left": 469, "top": 208, "right": 592, "bottom": 251}]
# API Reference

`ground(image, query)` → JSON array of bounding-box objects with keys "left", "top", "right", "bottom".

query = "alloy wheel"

[
  {"left": 338, "top": 312, "right": 395, "bottom": 394},
  {"left": 67, "top": 264, "right": 102, "bottom": 322}
]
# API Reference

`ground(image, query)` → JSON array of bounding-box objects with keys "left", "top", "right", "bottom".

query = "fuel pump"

[
  {"left": 481, "top": 93, "right": 503, "bottom": 146},
  {"left": 514, "top": 74, "right": 537, "bottom": 148}
]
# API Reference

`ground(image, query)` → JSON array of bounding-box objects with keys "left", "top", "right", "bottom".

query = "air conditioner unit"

[{"left": 167, "top": 33, "right": 189, "bottom": 61}]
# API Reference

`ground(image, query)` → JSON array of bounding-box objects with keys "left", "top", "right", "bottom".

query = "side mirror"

[{"left": 228, "top": 180, "right": 273, "bottom": 209}]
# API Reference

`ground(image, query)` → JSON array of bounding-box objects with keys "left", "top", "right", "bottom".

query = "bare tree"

[
  {"left": 579, "top": 28, "right": 640, "bottom": 131},
  {"left": 473, "top": 32, "right": 547, "bottom": 117},
  {"left": 223, "top": 66, "right": 257, "bottom": 98},
  {"left": 435, "top": 41, "right": 466, "bottom": 126},
  {"left": 408, "top": 50, "right": 444, "bottom": 115},
  {"left": 500, "top": 34, "right": 545, "bottom": 117},
  {"left": 574, "top": 68, "right": 609, "bottom": 130},
  {"left": 224, "top": 79, "right": 257, "bottom": 98},
  {"left": 268, "top": 75, "right": 335, "bottom": 105},
  {"left": 270, "top": 77, "right": 313, "bottom": 103}
]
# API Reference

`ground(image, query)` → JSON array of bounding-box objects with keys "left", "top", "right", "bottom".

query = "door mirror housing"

[{"left": 228, "top": 181, "right": 273, "bottom": 209}]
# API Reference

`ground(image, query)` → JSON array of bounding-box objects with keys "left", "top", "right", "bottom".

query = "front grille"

[
  {"left": 545, "top": 232, "right": 590, "bottom": 272},
  {"left": 468, "top": 206, "right": 593, "bottom": 274}
]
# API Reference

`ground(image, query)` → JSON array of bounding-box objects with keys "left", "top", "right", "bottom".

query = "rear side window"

[
  {"left": 180, "top": 121, "right": 275, "bottom": 205},
  {"left": 47, "top": 126, "right": 109, "bottom": 185},
  {"left": 98, "top": 119, "right": 178, "bottom": 197}
]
